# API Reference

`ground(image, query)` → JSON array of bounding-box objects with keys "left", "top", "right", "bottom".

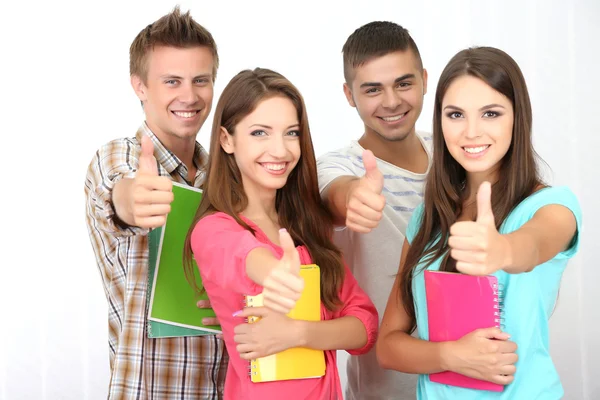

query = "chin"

[
  {"left": 373, "top": 125, "right": 410, "bottom": 141},
  {"left": 381, "top": 131, "right": 411, "bottom": 142},
  {"left": 174, "top": 129, "right": 200, "bottom": 139},
  {"left": 460, "top": 161, "right": 499, "bottom": 175}
]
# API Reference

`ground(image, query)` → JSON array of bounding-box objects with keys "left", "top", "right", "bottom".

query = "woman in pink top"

[{"left": 183, "top": 68, "right": 378, "bottom": 400}]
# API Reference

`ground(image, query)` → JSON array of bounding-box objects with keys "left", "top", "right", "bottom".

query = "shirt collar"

[{"left": 135, "top": 122, "right": 206, "bottom": 177}]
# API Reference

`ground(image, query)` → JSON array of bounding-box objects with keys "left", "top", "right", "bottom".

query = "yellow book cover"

[{"left": 245, "top": 264, "right": 326, "bottom": 383}]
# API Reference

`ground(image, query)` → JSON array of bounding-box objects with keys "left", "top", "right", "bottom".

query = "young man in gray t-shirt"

[{"left": 317, "top": 21, "right": 431, "bottom": 400}]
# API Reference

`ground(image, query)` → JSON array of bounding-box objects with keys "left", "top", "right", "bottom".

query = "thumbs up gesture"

[
  {"left": 262, "top": 229, "right": 305, "bottom": 314},
  {"left": 448, "top": 181, "right": 510, "bottom": 276},
  {"left": 345, "top": 150, "right": 386, "bottom": 233},
  {"left": 130, "top": 135, "right": 174, "bottom": 228}
]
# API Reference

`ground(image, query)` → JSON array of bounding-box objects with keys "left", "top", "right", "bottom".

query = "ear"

[
  {"left": 422, "top": 68, "right": 428, "bottom": 96},
  {"left": 131, "top": 74, "right": 148, "bottom": 102},
  {"left": 219, "top": 127, "right": 234, "bottom": 154},
  {"left": 343, "top": 82, "right": 356, "bottom": 108}
]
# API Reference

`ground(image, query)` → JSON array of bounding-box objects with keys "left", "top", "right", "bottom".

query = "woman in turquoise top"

[{"left": 376, "top": 46, "right": 582, "bottom": 400}]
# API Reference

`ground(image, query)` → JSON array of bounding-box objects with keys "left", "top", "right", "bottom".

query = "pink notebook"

[{"left": 424, "top": 270, "right": 503, "bottom": 392}]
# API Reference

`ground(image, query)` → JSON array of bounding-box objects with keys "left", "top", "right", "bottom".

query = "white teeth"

[
  {"left": 464, "top": 145, "right": 489, "bottom": 154},
  {"left": 173, "top": 111, "right": 197, "bottom": 118},
  {"left": 381, "top": 113, "right": 405, "bottom": 122},
  {"left": 263, "top": 163, "right": 286, "bottom": 171}
]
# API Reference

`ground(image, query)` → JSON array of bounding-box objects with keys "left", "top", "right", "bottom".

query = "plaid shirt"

[{"left": 84, "top": 123, "right": 228, "bottom": 399}]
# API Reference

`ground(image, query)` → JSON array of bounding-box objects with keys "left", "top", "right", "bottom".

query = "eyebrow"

[
  {"left": 159, "top": 74, "right": 212, "bottom": 80},
  {"left": 359, "top": 73, "right": 416, "bottom": 88},
  {"left": 249, "top": 124, "right": 300, "bottom": 130},
  {"left": 443, "top": 104, "right": 506, "bottom": 112}
]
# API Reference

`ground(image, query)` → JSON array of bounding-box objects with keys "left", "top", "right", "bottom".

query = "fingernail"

[
  {"left": 232, "top": 310, "right": 243, "bottom": 317},
  {"left": 279, "top": 228, "right": 287, "bottom": 233}
]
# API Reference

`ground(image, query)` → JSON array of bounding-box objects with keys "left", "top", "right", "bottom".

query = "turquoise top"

[{"left": 407, "top": 187, "right": 582, "bottom": 400}]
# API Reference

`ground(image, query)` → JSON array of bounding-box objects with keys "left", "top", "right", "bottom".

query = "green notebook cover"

[{"left": 146, "top": 182, "right": 221, "bottom": 338}]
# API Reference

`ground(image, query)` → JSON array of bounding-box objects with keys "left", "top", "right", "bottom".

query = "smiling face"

[
  {"left": 131, "top": 45, "right": 215, "bottom": 146},
  {"left": 220, "top": 95, "right": 301, "bottom": 196},
  {"left": 441, "top": 74, "right": 514, "bottom": 181},
  {"left": 344, "top": 50, "right": 427, "bottom": 143}
]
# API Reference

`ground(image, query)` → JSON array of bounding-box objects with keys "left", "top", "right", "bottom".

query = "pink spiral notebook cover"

[{"left": 424, "top": 270, "right": 503, "bottom": 392}]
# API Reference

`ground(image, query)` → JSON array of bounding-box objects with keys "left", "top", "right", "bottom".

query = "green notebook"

[{"left": 146, "top": 182, "right": 221, "bottom": 338}]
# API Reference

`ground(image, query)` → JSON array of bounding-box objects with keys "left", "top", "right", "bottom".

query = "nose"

[
  {"left": 465, "top": 118, "right": 481, "bottom": 139},
  {"left": 178, "top": 82, "right": 200, "bottom": 105},
  {"left": 268, "top": 134, "right": 288, "bottom": 158},
  {"left": 382, "top": 89, "right": 402, "bottom": 110}
]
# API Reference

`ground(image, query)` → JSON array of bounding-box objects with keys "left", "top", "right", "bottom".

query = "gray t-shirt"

[{"left": 317, "top": 133, "right": 432, "bottom": 400}]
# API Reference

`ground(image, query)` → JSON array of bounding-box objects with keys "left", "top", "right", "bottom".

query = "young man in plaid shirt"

[{"left": 84, "top": 7, "right": 227, "bottom": 399}]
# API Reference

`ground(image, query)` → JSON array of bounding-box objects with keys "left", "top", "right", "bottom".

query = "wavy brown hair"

[
  {"left": 183, "top": 68, "right": 345, "bottom": 310},
  {"left": 400, "top": 47, "right": 544, "bottom": 331}
]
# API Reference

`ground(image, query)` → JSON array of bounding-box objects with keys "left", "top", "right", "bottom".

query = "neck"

[
  {"left": 358, "top": 128, "right": 426, "bottom": 172},
  {"left": 145, "top": 120, "right": 197, "bottom": 177},
  {"left": 241, "top": 184, "right": 278, "bottom": 224},
  {"left": 464, "top": 168, "right": 500, "bottom": 201}
]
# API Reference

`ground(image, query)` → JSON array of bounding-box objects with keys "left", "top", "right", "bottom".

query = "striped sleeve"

[{"left": 316, "top": 151, "right": 358, "bottom": 197}]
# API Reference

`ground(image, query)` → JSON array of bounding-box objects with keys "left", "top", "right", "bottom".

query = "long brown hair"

[
  {"left": 400, "top": 47, "right": 544, "bottom": 330},
  {"left": 183, "top": 68, "right": 345, "bottom": 310}
]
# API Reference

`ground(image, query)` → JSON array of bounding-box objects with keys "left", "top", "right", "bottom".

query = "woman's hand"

[
  {"left": 449, "top": 181, "right": 511, "bottom": 276},
  {"left": 233, "top": 306, "right": 301, "bottom": 360},
  {"left": 261, "top": 229, "right": 305, "bottom": 314},
  {"left": 441, "top": 327, "right": 518, "bottom": 385}
]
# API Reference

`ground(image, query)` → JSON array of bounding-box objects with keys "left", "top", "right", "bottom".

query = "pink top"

[{"left": 191, "top": 212, "right": 378, "bottom": 400}]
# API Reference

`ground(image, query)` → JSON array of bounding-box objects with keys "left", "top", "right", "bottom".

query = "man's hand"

[
  {"left": 345, "top": 150, "right": 385, "bottom": 233},
  {"left": 113, "top": 135, "right": 174, "bottom": 228}
]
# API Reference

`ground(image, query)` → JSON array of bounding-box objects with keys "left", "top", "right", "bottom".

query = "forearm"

[
  {"left": 295, "top": 316, "right": 367, "bottom": 351},
  {"left": 323, "top": 176, "right": 359, "bottom": 225},
  {"left": 501, "top": 204, "right": 578, "bottom": 274},
  {"left": 112, "top": 178, "right": 136, "bottom": 226},
  {"left": 245, "top": 247, "right": 279, "bottom": 286},
  {"left": 502, "top": 229, "right": 540, "bottom": 274},
  {"left": 376, "top": 330, "right": 447, "bottom": 374}
]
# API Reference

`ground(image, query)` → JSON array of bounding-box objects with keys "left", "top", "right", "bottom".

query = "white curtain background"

[{"left": 0, "top": 0, "right": 598, "bottom": 398}]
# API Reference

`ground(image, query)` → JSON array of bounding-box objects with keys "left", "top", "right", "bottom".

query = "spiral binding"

[
  {"left": 243, "top": 295, "right": 259, "bottom": 377},
  {"left": 492, "top": 282, "right": 505, "bottom": 330}
]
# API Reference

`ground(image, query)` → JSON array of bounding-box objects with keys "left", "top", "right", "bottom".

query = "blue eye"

[{"left": 446, "top": 111, "right": 463, "bottom": 119}]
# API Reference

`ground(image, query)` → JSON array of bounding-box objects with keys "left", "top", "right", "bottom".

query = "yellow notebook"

[{"left": 245, "top": 264, "right": 326, "bottom": 383}]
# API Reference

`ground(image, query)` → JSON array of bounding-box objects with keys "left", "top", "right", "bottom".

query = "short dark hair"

[{"left": 342, "top": 21, "right": 422, "bottom": 83}]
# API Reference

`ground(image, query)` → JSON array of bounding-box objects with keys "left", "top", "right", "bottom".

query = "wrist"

[
  {"left": 113, "top": 178, "right": 135, "bottom": 226},
  {"left": 438, "top": 341, "right": 455, "bottom": 371},
  {"left": 344, "top": 178, "right": 360, "bottom": 205},
  {"left": 293, "top": 320, "right": 309, "bottom": 348},
  {"left": 499, "top": 234, "right": 514, "bottom": 272},
  {"left": 245, "top": 248, "right": 278, "bottom": 285}
]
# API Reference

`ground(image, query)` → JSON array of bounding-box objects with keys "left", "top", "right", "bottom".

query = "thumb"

[
  {"left": 138, "top": 135, "right": 158, "bottom": 176},
  {"left": 479, "top": 327, "right": 510, "bottom": 340},
  {"left": 279, "top": 228, "right": 300, "bottom": 275},
  {"left": 476, "top": 181, "right": 495, "bottom": 226},
  {"left": 361, "top": 150, "right": 384, "bottom": 194}
]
